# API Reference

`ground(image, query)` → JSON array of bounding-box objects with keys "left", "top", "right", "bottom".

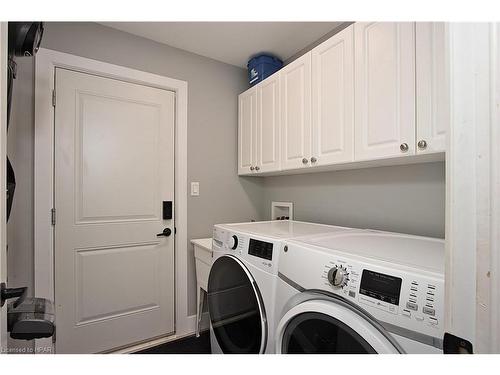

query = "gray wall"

[
  {"left": 261, "top": 162, "right": 445, "bottom": 238},
  {"left": 7, "top": 22, "right": 266, "bottom": 322},
  {"left": 284, "top": 22, "right": 353, "bottom": 66}
]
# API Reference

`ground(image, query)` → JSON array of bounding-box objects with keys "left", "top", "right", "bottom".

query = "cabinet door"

[
  {"left": 354, "top": 22, "right": 416, "bottom": 160},
  {"left": 256, "top": 75, "right": 280, "bottom": 173},
  {"left": 311, "top": 25, "right": 354, "bottom": 166},
  {"left": 416, "top": 22, "right": 448, "bottom": 154},
  {"left": 238, "top": 88, "right": 257, "bottom": 175},
  {"left": 280, "top": 52, "right": 312, "bottom": 170}
]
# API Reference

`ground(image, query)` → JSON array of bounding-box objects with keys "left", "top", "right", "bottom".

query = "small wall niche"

[{"left": 271, "top": 201, "right": 294, "bottom": 221}]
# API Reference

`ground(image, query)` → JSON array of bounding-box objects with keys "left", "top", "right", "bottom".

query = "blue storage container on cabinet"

[{"left": 247, "top": 54, "right": 283, "bottom": 86}]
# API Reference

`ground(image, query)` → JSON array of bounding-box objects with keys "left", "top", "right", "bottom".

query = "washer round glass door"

[
  {"left": 276, "top": 298, "right": 402, "bottom": 354},
  {"left": 208, "top": 255, "right": 267, "bottom": 353}
]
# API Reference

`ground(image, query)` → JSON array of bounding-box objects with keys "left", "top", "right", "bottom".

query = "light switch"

[{"left": 191, "top": 182, "right": 200, "bottom": 196}]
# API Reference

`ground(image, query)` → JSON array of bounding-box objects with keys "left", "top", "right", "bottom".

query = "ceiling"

[{"left": 99, "top": 22, "right": 344, "bottom": 68}]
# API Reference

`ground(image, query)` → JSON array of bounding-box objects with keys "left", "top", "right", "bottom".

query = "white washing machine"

[
  {"left": 274, "top": 230, "right": 445, "bottom": 354},
  {"left": 208, "top": 220, "right": 356, "bottom": 354}
]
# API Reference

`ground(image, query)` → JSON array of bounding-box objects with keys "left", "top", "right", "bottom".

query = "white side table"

[{"left": 191, "top": 238, "right": 213, "bottom": 337}]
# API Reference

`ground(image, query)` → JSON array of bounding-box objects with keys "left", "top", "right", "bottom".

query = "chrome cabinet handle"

[
  {"left": 400, "top": 143, "right": 409, "bottom": 152},
  {"left": 255, "top": 166, "right": 260, "bottom": 171},
  {"left": 417, "top": 140, "right": 428, "bottom": 150},
  {"left": 250, "top": 166, "right": 255, "bottom": 171},
  {"left": 302, "top": 158, "right": 309, "bottom": 164},
  {"left": 310, "top": 157, "right": 317, "bottom": 163}
]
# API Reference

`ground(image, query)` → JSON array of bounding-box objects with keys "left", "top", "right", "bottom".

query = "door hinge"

[
  {"left": 51, "top": 208, "right": 56, "bottom": 226},
  {"left": 52, "top": 90, "right": 56, "bottom": 107}
]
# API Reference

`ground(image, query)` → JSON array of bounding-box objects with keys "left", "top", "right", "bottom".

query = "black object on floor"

[{"left": 135, "top": 332, "right": 211, "bottom": 354}]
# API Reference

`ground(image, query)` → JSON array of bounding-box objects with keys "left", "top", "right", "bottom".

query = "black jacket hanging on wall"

[{"left": 5, "top": 22, "right": 44, "bottom": 222}]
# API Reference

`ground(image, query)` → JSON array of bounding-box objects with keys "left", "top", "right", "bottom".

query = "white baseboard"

[
  {"left": 37, "top": 314, "right": 204, "bottom": 354},
  {"left": 111, "top": 332, "right": 193, "bottom": 354},
  {"left": 111, "top": 314, "right": 204, "bottom": 354}
]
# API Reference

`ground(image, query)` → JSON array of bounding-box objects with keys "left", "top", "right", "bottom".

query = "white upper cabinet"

[
  {"left": 311, "top": 25, "right": 354, "bottom": 166},
  {"left": 238, "top": 87, "right": 257, "bottom": 175},
  {"left": 354, "top": 22, "right": 416, "bottom": 161},
  {"left": 280, "top": 52, "right": 312, "bottom": 170},
  {"left": 416, "top": 22, "right": 448, "bottom": 154},
  {"left": 237, "top": 22, "right": 448, "bottom": 176},
  {"left": 256, "top": 75, "right": 280, "bottom": 172}
]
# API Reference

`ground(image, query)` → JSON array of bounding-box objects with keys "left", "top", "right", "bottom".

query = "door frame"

[
  {"left": 0, "top": 22, "right": 8, "bottom": 352},
  {"left": 34, "top": 48, "right": 189, "bottom": 353}
]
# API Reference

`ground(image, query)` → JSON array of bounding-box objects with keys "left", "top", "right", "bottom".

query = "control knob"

[
  {"left": 228, "top": 235, "right": 238, "bottom": 250},
  {"left": 327, "top": 265, "right": 349, "bottom": 288}
]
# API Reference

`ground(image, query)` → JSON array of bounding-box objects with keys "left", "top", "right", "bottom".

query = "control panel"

[
  {"left": 320, "top": 257, "right": 444, "bottom": 338},
  {"left": 213, "top": 226, "right": 280, "bottom": 274},
  {"left": 399, "top": 279, "right": 440, "bottom": 327}
]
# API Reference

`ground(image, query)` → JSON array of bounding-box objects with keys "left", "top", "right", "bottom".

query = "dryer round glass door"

[
  {"left": 282, "top": 312, "right": 376, "bottom": 353},
  {"left": 276, "top": 297, "right": 403, "bottom": 354},
  {"left": 208, "top": 255, "right": 267, "bottom": 353}
]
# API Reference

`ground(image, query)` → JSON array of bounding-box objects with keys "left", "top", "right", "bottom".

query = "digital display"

[
  {"left": 359, "top": 270, "right": 402, "bottom": 305},
  {"left": 248, "top": 239, "right": 273, "bottom": 261}
]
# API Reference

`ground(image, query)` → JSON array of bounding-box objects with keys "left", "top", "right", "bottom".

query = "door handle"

[
  {"left": 1, "top": 282, "right": 27, "bottom": 308},
  {"left": 157, "top": 228, "right": 172, "bottom": 237}
]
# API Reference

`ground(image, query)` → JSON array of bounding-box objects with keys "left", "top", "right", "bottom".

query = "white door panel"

[
  {"left": 280, "top": 53, "right": 312, "bottom": 170},
  {"left": 238, "top": 88, "right": 257, "bottom": 175},
  {"left": 55, "top": 68, "right": 175, "bottom": 353},
  {"left": 312, "top": 25, "right": 354, "bottom": 166},
  {"left": 75, "top": 244, "right": 161, "bottom": 325},
  {"left": 354, "top": 22, "right": 416, "bottom": 160},
  {"left": 76, "top": 93, "right": 161, "bottom": 223},
  {"left": 256, "top": 76, "right": 280, "bottom": 173},
  {"left": 416, "top": 22, "right": 448, "bottom": 154}
]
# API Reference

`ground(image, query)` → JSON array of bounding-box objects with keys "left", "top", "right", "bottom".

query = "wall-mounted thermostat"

[{"left": 271, "top": 201, "right": 293, "bottom": 221}]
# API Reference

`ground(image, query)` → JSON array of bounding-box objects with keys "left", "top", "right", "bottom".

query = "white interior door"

[
  {"left": 280, "top": 52, "right": 312, "bottom": 170},
  {"left": 238, "top": 88, "right": 257, "bottom": 175},
  {"left": 311, "top": 25, "right": 354, "bottom": 166},
  {"left": 354, "top": 22, "right": 416, "bottom": 161},
  {"left": 0, "top": 22, "right": 8, "bottom": 352},
  {"left": 54, "top": 68, "right": 175, "bottom": 353},
  {"left": 256, "top": 75, "right": 280, "bottom": 173}
]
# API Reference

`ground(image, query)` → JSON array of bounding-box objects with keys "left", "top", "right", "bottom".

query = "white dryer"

[
  {"left": 275, "top": 230, "right": 445, "bottom": 354},
  {"left": 208, "top": 220, "right": 356, "bottom": 354}
]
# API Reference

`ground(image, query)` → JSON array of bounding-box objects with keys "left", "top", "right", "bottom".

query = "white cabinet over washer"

[
  {"left": 256, "top": 74, "right": 280, "bottom": 173},
  {"left": 237, "top": 22, "right": 448, "bottom": 177},
  {"left": 280, "top": 52, "right": 312, "bottom": 171},
  {"left": 311, "top": 25, "right": 354, "bottom": 166},
  {"left": 416, "top": 22, "right": 448, "bottom": 154},
  {"left": 354, "top": 22, "right": 416, "bottom": 161},
  {"left": 238, "top": 87, "right": 257, "bottom": 175}
]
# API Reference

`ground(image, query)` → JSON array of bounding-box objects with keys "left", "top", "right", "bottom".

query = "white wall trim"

[
  {"left": 490, "top": 22, "right": 500, "bottom": 354},
  {"left": 446, "top": 23, "right": 500, "bottom": 353},
  {"left": 34, "top": 48, "right": 191, "bottom": 353},
  {"left": 0, "top": 22, "right": 9, "bottom": 351}
]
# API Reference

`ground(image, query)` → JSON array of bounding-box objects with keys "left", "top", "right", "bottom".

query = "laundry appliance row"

[{"left": 207, "top": 220, "right": 444, "bottom": 354}]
